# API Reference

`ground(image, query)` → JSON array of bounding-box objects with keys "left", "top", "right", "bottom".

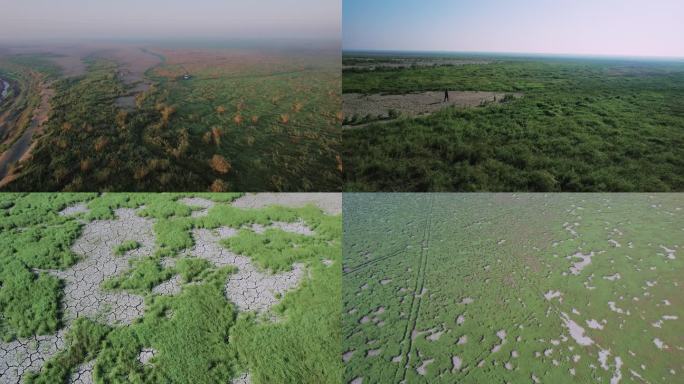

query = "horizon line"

[{"left": 342, "top": 48, "right": 684, "bottom": 61}]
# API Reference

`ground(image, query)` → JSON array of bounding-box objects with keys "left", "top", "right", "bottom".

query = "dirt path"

[
  {"left": 343, "top": 91, "right": 523, "bottom": 127},
  {"left": 0, "top": 77, "right": 53, "bottom": 183}
]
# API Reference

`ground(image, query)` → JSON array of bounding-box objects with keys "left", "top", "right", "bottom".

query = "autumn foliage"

[{"left": 210, "top": 154, "right": 232, "bottom": 174}]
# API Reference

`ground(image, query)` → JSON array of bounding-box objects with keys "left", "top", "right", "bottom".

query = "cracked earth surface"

[
  {"left": 1, "top": 193, "right": 341, "bottom": 383},
  {"left": 180, "top": 228, "right": 305, "bottom": 313},
  {"left": 232, "top": 193, "right": 342, "bottom": 215}
]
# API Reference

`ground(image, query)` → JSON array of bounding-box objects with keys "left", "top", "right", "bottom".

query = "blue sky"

[
  {"left": 343, "top": 0, "right": 684, "bottom": 57},
  {"left": 0, "top": 0, "right": 340, "bottom": 41}
]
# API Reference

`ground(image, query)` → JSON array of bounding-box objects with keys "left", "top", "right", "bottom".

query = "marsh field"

[
  {"left": 343, "top": 193, "right": 683, "bottom": 383},
  {"left": 0, "top": 193, "right": 341, "bottom": 383},
  {"left": 342, "top": 53, "right": 684, "bottom": 192},
  {"left": 0, "top": 41, "right": 341, "bottom": 192}
]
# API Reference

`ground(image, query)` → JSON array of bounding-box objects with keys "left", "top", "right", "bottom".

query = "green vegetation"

[
  {"left": 0, "top": 193, "right": 94, "bottom": 341},
  {"left": 114, "top": 240, "right": 141, "bottom": 256},
  {"left": 343, "top": 55, "right": 684, "bottom": 191},
  {"left": 25, "top": 318, "right": 111, "bottom": 384},
  {"left": 343, "top": 193, "right": 684, "bottom": 383},
  {"left": 102, "top": 257, "right": 173, "bottom": 294},
  {"left": 0, "top": 193, "right": 341, "bottom": 383},
  {"left": 223, "top": 227, "right": 334, "bottom": 272},
  {"left": 0, "top": 55, "right": 61, "bottom": 159},
  {"left": 0, "top": 47, "right": 341, "bottom": 191}
]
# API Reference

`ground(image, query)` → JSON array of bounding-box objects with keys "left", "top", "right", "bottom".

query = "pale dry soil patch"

[
  {"left": 232, "top": 193, "right": 341, "bottom": 215},
  {"left": 343, "top": 58, "right": 492, "bottom": 70},
  {"left": 343, "top": 91, "right": 523, "bottom": 127}
]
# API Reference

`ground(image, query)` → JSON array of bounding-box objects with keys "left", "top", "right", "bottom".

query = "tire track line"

[
  {"left": 343, "top": 247, "right": 406, "bottom": 275},
  {"left": 396, "top": 195, "right": 434, "bottom": 383}
]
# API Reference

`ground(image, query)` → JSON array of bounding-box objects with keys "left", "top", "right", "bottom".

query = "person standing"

[{"left": 444, "top": 89, "right": 449, "bottom": 102}]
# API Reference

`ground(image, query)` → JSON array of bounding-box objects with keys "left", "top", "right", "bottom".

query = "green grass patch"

[
  {"left": 343, "top": 56, "right": 684, "bottom": 191},
  {"left": 114, "top": 240, "right": 141, "bottom": 256}
]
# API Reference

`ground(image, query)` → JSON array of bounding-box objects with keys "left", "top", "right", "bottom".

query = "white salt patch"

[
  {"left": 427, "top": 330, "right": 444, "bottom": 341},
  {"left": 662, "top": 315, "right": 678, "bottom": 320},
  {"left": 569, "top": 368, "right": 576, "bottom": 376},
  {"left": 342, "top": 350, "right": 355, "bottom": 363},
  {"left": 59, "top": 203, "right": 90, "bottom": 216},
  {"left": 452, "top": 356, "right": 462, "bottom": 371},
  {"left": 608, "top": 239, "right": 621, "bottom": 248},
  {"left": 416, "top": 359, "right": 434, "bottom": 376},
  {"left": 586, "top": 319, "right": 604, "bottom": 330},
  {"left": 603, "top": 273, "right": 621, "bottom": 281},
  {"left": 599, "top": 349, "right": 611, "bottom": 370},
  {"left": 608, "top": 302, "right": 628, "bottom": 315},
  {"left": 544, "top": 290, "right": 562, "bottom": 301},
  {"left": 645, "top": 280, "right": 657, "bottom": 287},
  {"left": 630, "top": 370, "right": 644, "bottom": 380},
  {"left": 496, "top": 330, "right": 507, "bottom": 340},
  {"left": 611, "top": 357, "right": 623, "bottom": 384},
  {"left": 660, "top": 245, "right": 676, "bottom": 260},
  {"left": 560, "top": 312, "right": 593, "bottom": 346},
  {"left": 569, "top": 251, "right": 595, "bottom": 275},
  {"left": 138, "top": 348, "right": 156, "bottom": 365}
]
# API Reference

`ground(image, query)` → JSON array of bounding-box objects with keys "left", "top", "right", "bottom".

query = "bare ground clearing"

[
  {"left": 343, "top": 91, "right": 522, "bottom": 127},
  {"left": 343, "top": 58, "right": 492, "bottom": 70}
]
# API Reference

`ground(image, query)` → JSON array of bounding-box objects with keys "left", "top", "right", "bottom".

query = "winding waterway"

[{"left": 1, "top": 79, "right": 9, "bottom": 100}]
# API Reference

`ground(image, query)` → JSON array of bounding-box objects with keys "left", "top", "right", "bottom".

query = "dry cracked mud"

[
  {"left": 232, "top": 193, "right": 341, "bottom": 215},
  {"left": 1, "top": 193, "right": 341, "bottom": 383},
  {"left": 180, "top": 228, "right": 306, "bottom": 313}
]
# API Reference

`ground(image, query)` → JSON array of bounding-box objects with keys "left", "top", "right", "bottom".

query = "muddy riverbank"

[
  {"left": 0, "top": 79, "right": 53, "bottom": 182},
  {"left": 1, "top": 79, "right": 9, "bottom": 100}
]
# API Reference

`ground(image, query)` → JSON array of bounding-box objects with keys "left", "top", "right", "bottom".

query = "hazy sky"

[
  {"left": 0, "top": 0, "right": 340, "bottom": 41},
  {"left": 344, "top": 0, "right": 684, "bottom": 57}
]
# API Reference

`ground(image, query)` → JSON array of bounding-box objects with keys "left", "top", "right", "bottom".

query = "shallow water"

[
  {"left": 115, "top": 81, "right": 151, "bottom": 109},
  {"left": 1, "top": 79, "right": 9, "bottom": 100}
]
